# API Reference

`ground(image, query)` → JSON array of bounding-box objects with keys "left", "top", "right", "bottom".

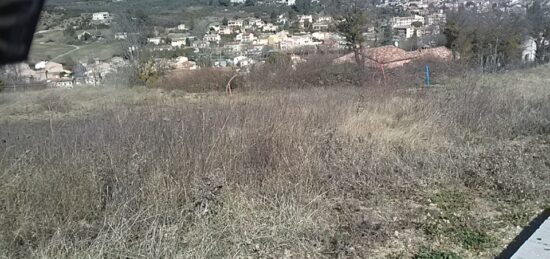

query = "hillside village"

[{"left": 0, "top": 0, "right": 544, "bottom": 89}]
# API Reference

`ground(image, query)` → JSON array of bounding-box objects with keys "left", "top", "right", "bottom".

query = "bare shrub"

[
  {"left": 387, "top": 58, "right": 470, "bottom": 88},
  {"left": 36, "top": 94, "right": 73, "bottom": 113},
  {"left": 155, "top": 68, "right": 237, "bottom": 92},
  {"left": 245, "top": 54, "right": 367, "bottom": 90},
  {"left": 430, "top": 76, "right": 550, "bottom": 138},
  {"left": 0, "top": 64, "right": 549, "bottom": 258}
]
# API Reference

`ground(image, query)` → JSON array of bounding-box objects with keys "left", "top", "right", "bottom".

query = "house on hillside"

[
  {"left": 148, "top": 37, "right": 164, "bottom": 45},
  {"left": 224, "top": 42, "right": 244, "bottom": 54},
  {"left": 92, "top": 12, "right": 111, "bottom": 24},
  {"left": 394, "top": 25, "right": 422, "bottom": 39},
  {"left": 279, "top": 35, "right": 318, "bottom": 51},
  {"left": 77, "top": 31, "right": 93, "bottom": 41},
  {"left": 391, "top": 15, "right": 424, "bottom": 28},
  {"left": 219, "top": 26, "right": 233, "bottom": 35},
  {"left": 204, "top": 33, "right": 221, "bottom": 43},
  {"left": 169, "top": 56, "right": 198, "bottom": 70},
  {"left": 262, "top": 23, "right": 278, "bottom": 33},
  {"left": 171, "top": 38, "right": 187, "bottom": 48},
  {"left": 228, "top": 19, "right": 244, "bottom": 30},
  {"left": 279, "top": 0, "right": 296, "bottom": 6},
  {"left": 425, "top": 12, "right": 446, "bottom": 26},
  {"left": 253, "top": 36, "right": 269, "bottom": 46},
  {"left": 312, "top": 22, "right": 329, "bottom": 32},
  {"left": 114, "top": 32, "right": 128, "bottom": 40},
  {"left": 177, "top": 24, "right": 187, "bottom": 31},
  {"left": 233, "top": 56, "right": 254, "bottom": 67},
  {"left": 235, "top": 33, "right": 256, "bottom": 43},
  {"left": 41, "top": 62, "right": 70, "bottom": 79},
  {"left": 299, "top": 15, "right": 314, "bottom": 27}
]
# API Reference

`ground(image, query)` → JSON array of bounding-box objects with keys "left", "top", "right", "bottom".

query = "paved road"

[{"left": 510, "top": 216, "right": 550, "bottom": 259}]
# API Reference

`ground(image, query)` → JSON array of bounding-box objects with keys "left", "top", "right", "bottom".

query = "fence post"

[{"left": 425, "top": 64, "right": 430, "bottom": 87}]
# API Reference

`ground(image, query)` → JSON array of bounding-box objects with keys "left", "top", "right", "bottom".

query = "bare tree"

[
  {"left": 111, "top": 10, "right": 158, "bottom": 86},
  {"left": 0, "top": 64, "right": 21, "bottom": 88}
]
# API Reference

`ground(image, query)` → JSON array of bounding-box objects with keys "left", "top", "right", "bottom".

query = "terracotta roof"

[
  {"left": 418, "top": 46, "right": 453, "bottom": 61},
  {"left": 363, "top": 46, "right": 419, "bottom": 64},
  {"left": 334, "top": 46, "right": 454, "bottom": 68}
]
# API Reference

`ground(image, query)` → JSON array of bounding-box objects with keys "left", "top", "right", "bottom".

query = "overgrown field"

[{"left": 0, "top": 66, "right": 549, "bottom": 258}]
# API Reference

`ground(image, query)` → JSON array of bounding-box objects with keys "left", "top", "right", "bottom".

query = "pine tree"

[{"left": 335, "top": 7, "right": 368, "bottom": 68}]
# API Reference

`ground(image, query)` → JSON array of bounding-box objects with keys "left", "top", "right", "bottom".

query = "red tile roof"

[{"left": 334, "top": 45, "right": 454, "bottom": 68}]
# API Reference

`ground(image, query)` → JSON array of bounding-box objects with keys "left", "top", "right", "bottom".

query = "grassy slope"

[
  {"left": 57, "top": 41, "right": 124, "bottom": 63},
  {"left": 29, "top": 43, "right": 76, "bottom": 62},
  {"left": 0, "top": 67, "right": 549, "bottom": 258},
  {"left": 30, "top": 29, "right": 122, "bottom": 64}
]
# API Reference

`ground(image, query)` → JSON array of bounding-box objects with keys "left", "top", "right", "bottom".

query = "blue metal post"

[{"left": 425, "top": 64, "right": 431, "bottom": 87}]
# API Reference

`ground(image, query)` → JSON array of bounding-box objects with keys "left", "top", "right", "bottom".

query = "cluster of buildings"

[
  {"left": 2, "top": 57, "right": 126, "bottom": 88},
  {"left": 5, "top": 0, "right": 539, "bottom": 90},
  {"left": 376, "top": 0, "right": 529, "bottom": 14},
  {"left": 390, "top": 12, "right": 447, "bottom": 42},
  {"left": 142, "top": 14, "right": 343, "bottom": 69}
]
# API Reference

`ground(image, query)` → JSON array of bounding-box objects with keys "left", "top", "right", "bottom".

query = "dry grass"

[{"left": 0, "top": 65, "right": 549, "bottom": 258}]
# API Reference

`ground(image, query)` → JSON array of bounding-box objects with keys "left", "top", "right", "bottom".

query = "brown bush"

[
  {"left": 36, "top": 93, "right": 73, "bottom": 113},
  {"left": 244, "top": 54, "right": 368, "bottom": 90},
  {"left": 154, "top": 68, "right": 237, "bottom": 92},
  {"left": 1, "top": 68, "right": 549, "bottom": 257}
]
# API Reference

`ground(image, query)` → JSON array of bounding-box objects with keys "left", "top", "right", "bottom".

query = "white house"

[
  {"left": 253, "top": 37, "right": 269, "bottom": 45},
  {"left": 277, "top": 15, "right": 289, "bottom": 24},
  {"left": 177, "top": 24, "right": 187, "bottom": 31},
  {"left": 219, "top": 26, "right": 233, "bottom": 35},
  {"left": 92, "top": 12, "right": 111, "bottom": 24},
  {"left": 204, "top": 33, "right": 221, "bottom": 43},
  {"left": 393, "top": 25, "right": 422, "bottom": 39},
  {"left": 391, "top": 15, "right": 424, "bottom": 28},
  {"left": 316, "top": 16, "right": 332, "bottom": 23},
  {"left": 248, "top": 18, "right": 265, "bottom": 28},
  {"left": 228, "top": 19, "right": 244, "bottom": 29},
  {"left": 312, "top": 32, "right": 328, "bottom": 41},
  {"left": 233, "top": 56, "right": 254, "bottom": 67},
  {"left": 147, "top": 37, "right": 163, "bottom": 45},
  {"left": 279, "top": 0, "right": 295, "bottom": 6},
  {"left": 262, "top": 23, "right": 278, "bottom": 32},
  {"left": 312, "top": 22, "right": 329, "bottom": 31},
  {"left": 280, "top": 35, "right": 319, "bottom": 51},
  {"left": 425, "top": 13, "right": 446, "bottom": 26},
  {"left": 35, "top": 61, "right": 48, "bottom": 70},
  {"left": 114, "top": 32, "right": 128, "bottom": 40},
  {"left": 171, "top": 38, "right": 187, "bottom": 48},
  {"left": 230, "top": 0, "right": 245, "bottom": 3},
  {"left": 235, "top": 33, "right": 256, "bottom": 43},
  {"left": 224, "top": 42, "right": 244, "bottom": 54},
  {"left": 242, "top": 33, "right": 256, "bottom": 43},
  {"left": 45, "top": 62, "right": 66, "bottom": 78}
]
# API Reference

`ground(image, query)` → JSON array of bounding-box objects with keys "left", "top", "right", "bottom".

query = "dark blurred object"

[{"left": 0, "top": 0, "right": 45, "bottom": 65}]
